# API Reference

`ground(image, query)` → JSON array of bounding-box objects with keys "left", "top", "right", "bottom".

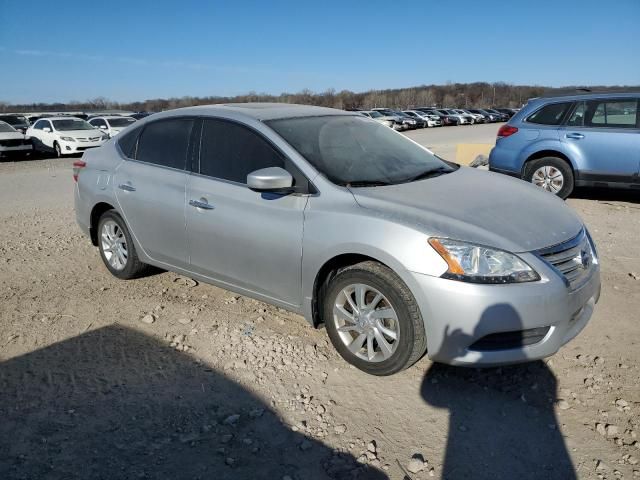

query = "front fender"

[{"left": 301, "top": 205, "right": 448, "bottom": 325}]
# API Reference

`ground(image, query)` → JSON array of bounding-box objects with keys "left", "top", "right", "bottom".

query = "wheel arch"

[
  {"left": 522, "top": 150, "right": 575, "bottom": 177},
  {"left": 89, "top": 202, "right": 116, "bottom": 245},
  {"left": 311, "top": 253, "right": 399, "bottom": 328}
]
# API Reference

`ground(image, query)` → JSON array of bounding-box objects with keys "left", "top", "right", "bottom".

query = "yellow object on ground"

[{"left": 455, "top": 143, "right": 494, "bottom": 166}]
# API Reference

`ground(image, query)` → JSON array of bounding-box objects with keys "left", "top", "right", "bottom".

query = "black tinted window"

[
  {"left": 136, "top": 118, "right": 193, "bottom": 169},
  {"left": 118, "top": 127, "right": 141, "bottom": 158},
  {"left": 199, "top": 119, "right": 284, "bottom": 183},
  {"left": 527, "top": 102, "right": 572, "bottom": 125}
]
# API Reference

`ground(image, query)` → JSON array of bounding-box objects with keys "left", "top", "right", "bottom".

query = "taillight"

[
  {"left": 497, "top": 125, "right": 518, "bottom": 138},
  {"left": 72, "top": 160, "right": 86, "bottom": 182}
]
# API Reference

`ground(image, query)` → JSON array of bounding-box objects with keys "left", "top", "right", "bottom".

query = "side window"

[
  {"left": 33, "top": 120, "right": 44, "bottom": 130},
  {"left": 117, "top": 126, "right": 141, "bottom": 159},
  {"left": 136, "top": 118, "right": 194, "bottom": 169},
  {"left": 526, "top": 102, "right": 572, "bottom": 125},
  {"left": 586, "top": 99, "right": 637, "bottom": 128},
  {"left": 567, "top": 102, "right": 586, "bottom": 127},
  {"left": 199, "top": 119, "right": 284, "bottom": 184}
]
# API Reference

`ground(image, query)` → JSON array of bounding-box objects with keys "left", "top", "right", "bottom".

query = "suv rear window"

[{"left": 526, "top": 102, "right": 572, "bottom": 125}]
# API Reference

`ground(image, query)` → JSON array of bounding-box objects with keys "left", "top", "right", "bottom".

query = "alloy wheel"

[
  {"left": 332, "top": 283, "right": 399, "bottom": 362},
  {"left": 100, "top": 219, "right": 128, "bottom": 270},
  {"left": 532, "top": 166, "right": 565, "bottom": 194}
]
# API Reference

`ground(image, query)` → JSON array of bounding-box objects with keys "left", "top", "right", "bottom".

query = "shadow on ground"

[
  {"left": 421, "top": 305, "right": 576, "bottom": 480},
  {"left": 0, "top": 326, "right": 386, "bottom": 480},
  {"left": 573, "top": 186, "right": 640, "bottom": 204}
]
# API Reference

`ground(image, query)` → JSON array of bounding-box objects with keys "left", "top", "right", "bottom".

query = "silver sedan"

[{"left": 74, "top": 103, "right": 600, "bottom": 375}]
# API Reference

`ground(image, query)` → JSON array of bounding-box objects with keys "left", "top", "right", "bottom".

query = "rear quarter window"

[
  {"left": 526, "top": 102, "right": 572, "bottom": 125},
  {"left": 117, "top": 126, "right": 142, "bottom": 158}
]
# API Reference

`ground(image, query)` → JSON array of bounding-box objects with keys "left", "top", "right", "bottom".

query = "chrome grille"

[{"left": 537, "top": 230, "right": 593, "bottom": 289}]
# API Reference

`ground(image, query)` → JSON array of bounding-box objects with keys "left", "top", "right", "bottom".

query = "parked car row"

[
  {"left": 0, "top": 112, "right": 146, "bottom": 159},
  {"left": 350, "top": 107, "right": 517, "bottom": 130}
]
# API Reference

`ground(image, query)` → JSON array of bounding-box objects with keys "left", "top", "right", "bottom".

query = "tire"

[
  {"left": 97, "top": 210, "right": 150, "bottom": 279},
  {"left": 323, "top": 261, "right": 427, "bottom": 376},
  {"left": 524, "top": 156, "right": 574, "bottom": 199},
  {"left": 53, "top": 141, "right": 62, "bottom": 158}
]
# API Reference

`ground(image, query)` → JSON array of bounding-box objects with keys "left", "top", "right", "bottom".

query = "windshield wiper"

[
  {"left": 403, "top": 166, "right": 453, "bottom": 183},
  {"left": 345, "top": 180, "right": 392, "bottom": 187}
]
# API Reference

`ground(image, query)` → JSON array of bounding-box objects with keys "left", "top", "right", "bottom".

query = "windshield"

[
  {"left": 52, "top": 119, "right": 95, "bottom": 131},
  {"left": 267, "top": 115, "right": 456, "bottom": 186},
  {"left": 0, "top": 122, "right": 17, "bottom": 133},
  {"left": 107, "top": 117, "right": 136, "bottom": 127},
  {"left": 368, "top": 111, "right": 382, "bottom": 118},
  {"left": 0, "top": 115, "right": 27, "bottom": 126}
]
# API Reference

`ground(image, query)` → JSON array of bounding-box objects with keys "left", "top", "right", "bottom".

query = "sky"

[{"left": 1, "top": 0, "right": 639, "bottom": 104}]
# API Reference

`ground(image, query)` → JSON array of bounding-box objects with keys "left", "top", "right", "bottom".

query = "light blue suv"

[{"left": 489, "top": 92, "right": 640, "bottom": 198}]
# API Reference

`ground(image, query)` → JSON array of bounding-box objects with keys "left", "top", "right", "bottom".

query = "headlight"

[
  {"left": 429, "top": 238, "right": 540, "bottom": 284},
  {"left": 100, "top": 134, "right": 109, "bottom": 140},
  {"left": 60, "top": 136, "right": 76, "bottom": 142},
  {"left": 585, "top": 230, "right": 599, "bottom": 265}
]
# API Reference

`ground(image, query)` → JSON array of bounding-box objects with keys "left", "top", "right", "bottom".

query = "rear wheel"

[
  {"left": 524, "top": 157, "right": 574, "bottom": 199},
  {"left": 323, "top": 261, "right": 427, "bottom": 376},
  {"left": 97, "top": 210, "right": 150, "bottom": 279}
]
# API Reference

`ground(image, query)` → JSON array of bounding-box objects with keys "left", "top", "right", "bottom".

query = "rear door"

[
  {"left": 560, "top": 98, "right": 640, "bottom": 182},
  {"left": 114, "top": 117, "right": 195, "bottom": 268},
  {"left": 185, "top": 118, "right": 307, "bottom": 306}
]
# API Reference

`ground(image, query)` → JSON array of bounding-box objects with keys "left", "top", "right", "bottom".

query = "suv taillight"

[
  {"left": 497, "top": 125, "right": 518, "bottom": 138},
  {"left": 72, "top": 160, "right": 86, "bottom": 182}
]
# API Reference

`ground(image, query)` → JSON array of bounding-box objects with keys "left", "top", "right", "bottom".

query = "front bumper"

[
  {"left": 409, "top": 256, "right": 601, "bottom": 366},
  {"left": 0, "top": 144, "right": 32, "bottom": 153},
  {"left": 59, "top": 139, "right": 106, "bottom": 154}
]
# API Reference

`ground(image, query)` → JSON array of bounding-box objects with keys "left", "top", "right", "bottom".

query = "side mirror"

[
  {"left": 247, "top": 167, "right": 293, "bottom": 192},
  {"left": 99, "top": 125, "right": 107, "bottom": 130},
  {"left": 43, "top": 127, "right": 51, "bottom": 133}
]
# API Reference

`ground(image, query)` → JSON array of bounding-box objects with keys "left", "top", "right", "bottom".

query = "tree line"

[{"left": 2, "top": 82, "right": 637, "bottom": 113}]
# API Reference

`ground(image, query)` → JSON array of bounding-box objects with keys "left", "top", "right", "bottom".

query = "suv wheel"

[
  {"left": 524, "top": 157, "right": 574, "bottom": 199},
  {"left": 323, "top": 261, "right": 427, "bottom": 376},
  {"left": 97, "top": 210, "right": 150, "bottom": 279}
]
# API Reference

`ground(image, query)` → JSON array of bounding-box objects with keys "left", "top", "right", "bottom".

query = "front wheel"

[
  {"left": 524, "top": 157, "right": 574, "bottom": 199},
  {"left": 323, "top": 261, "right": 427, "bottom": 376},
  {"left": 53, "top": 141, "right": 62, "bottom": 158}
]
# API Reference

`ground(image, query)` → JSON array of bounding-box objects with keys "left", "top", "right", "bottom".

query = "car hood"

[
  {"left": 349, "top": 167, "right": 583, "bottom": 253},
  {"left": 0, "top": 132, "right": 25, "bottom": 140}
]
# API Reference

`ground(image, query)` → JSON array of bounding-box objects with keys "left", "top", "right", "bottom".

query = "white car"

[
  {"left": 0, "top": 120, "right": 33, "bottom": 158},
  {"left": 27, "top": 117, "right": 108, "bottom": 157},
  {"left": 88, "top": 116, "right": 137, "bottom": 137},
  {"left": 359, "top": 110, "right": 397, "bottom": 129},
  {"left": 403, "top": 110, "right": 443, "bottom": 127},
  {"left": 453, "top": 109, "right": 485, "bottom": 123}
]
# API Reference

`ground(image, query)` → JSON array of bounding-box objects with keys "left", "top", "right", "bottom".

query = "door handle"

[
  {"left": 189, "top": 199, "right": 215, "bottom": 210},
  {"left": 566, "top": 133, "right": 585, "bottom": 140},
  {"left": 118, "top": 183, "right": 136, "bottom": 192}
]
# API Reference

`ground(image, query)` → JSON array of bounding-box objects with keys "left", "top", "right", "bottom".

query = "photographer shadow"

[
  {"left": 421, "top": 303, "right": 575, "bottom": 480},
  {"left": 0, "top": 325, "right": 387, "bottom": 480}
]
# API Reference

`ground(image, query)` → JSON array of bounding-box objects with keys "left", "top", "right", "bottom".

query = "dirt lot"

[{"left": 1, "top": 129, "right": 639, "bottom": 480}]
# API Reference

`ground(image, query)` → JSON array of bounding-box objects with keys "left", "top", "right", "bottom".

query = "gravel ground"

[{"left": 1, "top": 132, "right": 639, "bottom": 479}]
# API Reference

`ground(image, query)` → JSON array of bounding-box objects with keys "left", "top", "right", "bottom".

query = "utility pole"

[{"left": 492, "top": 86, "right": 496, "bottom": 106}]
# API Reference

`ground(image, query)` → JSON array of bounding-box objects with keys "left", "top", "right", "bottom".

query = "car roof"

[
  {"left": 36, "top": 116, "right": 84, "bottom": 121},
  {"left": 157, "top": 103, "right": 356, "bottom": 122},
  {"left": 531, "top": 91, "right": 639, "bottom": 103}
]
